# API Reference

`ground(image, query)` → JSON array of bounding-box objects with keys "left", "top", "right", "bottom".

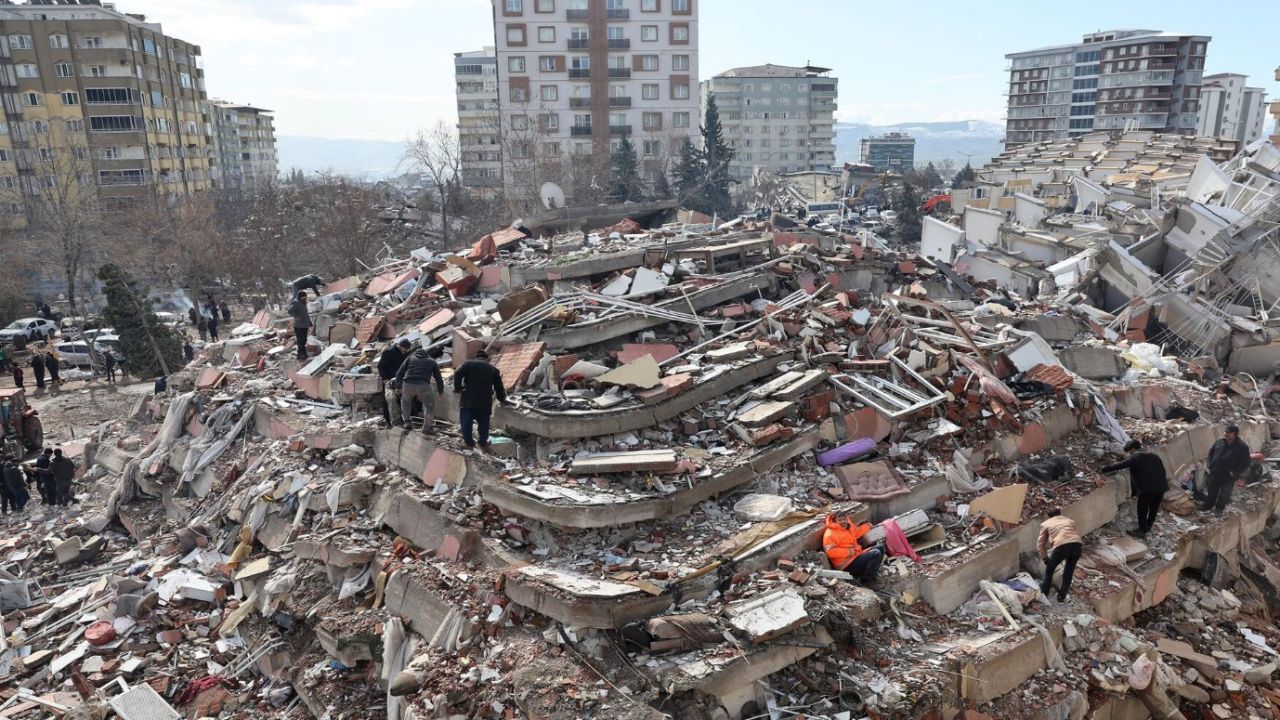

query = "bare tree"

[{"left": 404, "top": 120, "right": 464, "bottom": 248}]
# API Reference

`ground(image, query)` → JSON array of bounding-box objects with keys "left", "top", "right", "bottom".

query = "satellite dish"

[{"left": 540, "top": 181, "right": 566, "bottom": 210}]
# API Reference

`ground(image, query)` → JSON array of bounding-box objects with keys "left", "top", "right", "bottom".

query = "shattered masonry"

[{"left": 4, "top": 131, "right": 1280, "bottom": 720}]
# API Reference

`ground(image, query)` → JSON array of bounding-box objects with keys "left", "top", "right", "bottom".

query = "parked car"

[
  {"left": 80, "top": 327, "right": 115, "bottom": 344},
  {"left": 54, "top": 340, "right": 95, "bottom": 367},
  {"left": 0, "top": 317, "right": 57, "bottom": 345},
  {"left": 93, "top": 334, "right": 126, "bottom": 362}
]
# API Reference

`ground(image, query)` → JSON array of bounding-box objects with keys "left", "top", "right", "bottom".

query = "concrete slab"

[
  {"left": 1058, "top": 346, "right": 1125, "bottom": 379},
  {"left": 921, "top": 538, "right": 1020, "bottom": 615}
]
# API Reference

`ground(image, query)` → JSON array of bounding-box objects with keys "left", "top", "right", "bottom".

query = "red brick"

[
  {"left": 491, "top": 342, "right": 546, "bottom": 392},
  {"left": 355, "top": 316, "right": 385, "bottom": 345},
  {"left": 615, "top": 343, "right": 680, "bottom": 365}
]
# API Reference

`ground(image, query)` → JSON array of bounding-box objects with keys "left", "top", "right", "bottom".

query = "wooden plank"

[
  {"left": 569, "top": 449, "right": 679, "bottom": 475},
  {"left": 772, "top": 368, "right": 830, "bottom": 400},
  {"left": 736, "top": 400, "right": 796, "bottom": 427},
  {"left": 750, "top": 371, "right": 805, "bottom": 399}
]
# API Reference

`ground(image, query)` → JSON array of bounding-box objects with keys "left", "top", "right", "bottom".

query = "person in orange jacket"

[{"left": 823, "top": 513, "right": 883, "bottom": 584}]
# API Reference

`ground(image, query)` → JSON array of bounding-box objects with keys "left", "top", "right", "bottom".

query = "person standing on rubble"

[
  {"left": 45, "top": 349, "right": 60, "bottom": 386},
  {"left": 196, "top": 313, "right": 208, "bottom": 342},
  {"left": 453, "top": 350, "right": 511, "bottom": 452},
  {"left": 11, "top": 361, "right": 23, "bottom": 389},
  {"left": 1, "top": 454, "right": 28, "bottom": 512},
  {"left": 183, "top": 339, "right": 194, "bottom": 363},
  {"left": 1101, "top": 439, "right": 1168, "bottom": 537},
  {"left": 289, "top": 291, "right": 312, "bottom": 362},
  {"left": 378, "top": 339, "right": 412, "bottom": 426},
  {"left": 395, "top": 345, "right": 445, "bottom": 434},
  {"left": 34, "top": 447, "right": 54, "bottom": 504},
  {"left": 207, "top": 310, "right": 220, "bottom": 343},
  {"left": 220, "top": 301, "right": 231, "bottom": 324},
  {"left": 30, "top": 352, "right": 45, "bottom": 390},
  {"left": 50, "top": 447, "right": 76, "bottom": 506},
  {"left": 1200, "top": 424, "right": 1251, "bottom": 515},
  {"left": 1037, "top": 509, "right": 1083, "bottom": 603}
]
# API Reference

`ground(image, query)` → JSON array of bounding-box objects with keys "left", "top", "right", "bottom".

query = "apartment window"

[
  {"left": 508, "top": 56, "right": 526, "bottom": 73},
  {"left": 512, "top": 86, "right": 529, "bottom": 102},
  {"left": 99, "top": 169, "right": 144, "bottom": 185},
  {"left": 21, "top": 92, "right": 42, "bottom": 107},
  {"left": 606, "top": 0, "right": 625, "bottom": 9},
  {"left": 506, "top": 26, "right": 527, "bottom": 44},
  {"left": 609, "top": 84, "right": 626, "bottom": 98},
  {"left": 535, "top": 0, "right": 554, "bottom": 10},
  {"left": 9, "top": 35, "right": 32, "bottom": 50},
  {"left": 180, "top": 72, "right": 192, "bottom": 88},
  {"left": 51, "top": 63, "right": 76, "bottom": 80},
  {"left": 673, "top": 112, "right": 690, "bottom": 128},
  {"left": 85, "top": 87, "right": 138, "bottom": 104},
  {"left": 72, "top": 146, "right": 88, "bottom": 161},
  {"left": 0, "top": 150, "right": 9, "bottom": 162},
  {"left": 142, "top": 37, "right": 158, "bottom": 55},
  {"left": 672, "top": 84, "right": 689, "bottom": 100},
  {"left": 608, "top": 55, "right": 626, "bottom": 69},
  {"left": 89, "top": 65, "right": 107, "bottom": 77},
  {"left": 642, "top": 112, "right": 661, "bottom": 130},
  {"left": 15, "top": 64, "right": 37, "bottom": 79},
  {"left": 506, "top": 0, "right": 523, "bottom": 11},
  {"left": 642, "top": 0, "right": 658, "bottom": 9},
  {"left": 539, "top": 56, "right": 559, "bottom": 71},
  {"left": 643, "top": 139, "right": 660, "bottom": 156},
  {"left": 672, "top": 0, "right": 689, "bottom": 10},
  {"left": 607, "top": 27, "right": 625, "bottom": 42},
  {"left": 540, "top": 113, "right": 559, "bottom": 130},
  {"left": 543, "top": 142, "right": 560, "bottom": 156},
  {"left": 640, "top": 55, "right": 658, "bottom": 71},
  {"left": 100, "top": 146, "right": 121, "bottom": 159},
  {"left": 568, "top": 0, "right": 588, "bottom": 9},
  {"left": 538, "top": 26, "right": 555, "bottom": 42},
  {"left": 82, "top": 35, "right": 103, "bottom": 48},
  {"left": 574, "top": 113, "right": 591, "bottom": 127},
  {"left": 511, "top": 115, "right": 529, "bottom": 130},
  {"left": 60, "top": 91, "right": 79, "bottom": 106},
  {"left": 155, "top": 117, "right": 170, "bottom": 132},
  {"left": 49, "top": 33, "right": 69, "bottom": 49},
  {"left": 671, "top": 24, "right": 689, "bottom": 42},
  {"left": 642, "top": 83, "right": 659, "bottom": 100},
  {"left": 30, "top": 120, "right": 49, "bottom": 135},
  {"left": 609, "top": 112, "right": 626, "bottom": 127},
  {"left": 641, "top": 25, "right": 658, "bottom": 42},
  {"left": 571, "top": 56, "right": 589, "bottom": 70},
  {"left": 673, "top": 55, "right": 690, "bottom": 71},
  {"left": 67, "top": 119, "right": 84, "bottom": 132},
  {"left": 570, "top": 26, "right": 588, "bottom": 42},
  {"left": 150, "top": 90, "right": 164, "bottom": 107},
  {"left": 540, "top": 84, "right": 558, "bottom": 101},
  {"left": 90, "top": 115, "right": 138, "bottom": 132}
]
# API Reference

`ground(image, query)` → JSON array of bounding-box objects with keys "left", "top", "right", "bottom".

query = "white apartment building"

[
  {"left": 1005, "top": 30, "right": 1209, "bottom": 148},
  {"left": 489, "top": 0, "right": 699, "bottom": 203},
  {"left": 1195, "top": 73, "right": 1267, "bottom": 144},
  {"left": 455, "top": 47, "right": 502, "bottom": 196},
  {"left": 210, "top": 101, "right": 278, "bottom": 190},
  {"left": 700, "top": 64, "right": 837, "bottom": 183}
]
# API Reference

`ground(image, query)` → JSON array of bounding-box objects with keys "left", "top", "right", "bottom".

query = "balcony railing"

[
  {"left": 609, "top": 124, "right": 631, "bottom": 135},
  {"left": 607, "top": 67, "right": 630, "bottom": 79},
  {"left": 569, "top": 68, "right": 591, "bottom": 79},
  {"left": 568, "top": 38, "right": 589, "bottom": 50},
  {"left": 607, "top": 38, "right": 630, "bottom": 49},
  {"left": 566, "top": 8, "right": 589, "bottom": 19},
  {"left": 606, "top": 8, "right": 629, "bottom": 19},
  {"left": 569, "top": 97, "right": 591, "bottom": 108},
  {"left": 608, "top": 96, "right": 631, "bottom": 107},
  {"left": 570, "top": 125, "right": 592, "bottom": 136}
]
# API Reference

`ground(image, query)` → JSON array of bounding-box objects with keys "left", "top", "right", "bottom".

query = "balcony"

[
  {"left": 1147, "top": 60, "right": 1177, "bottom": 70},
  {"left": 570, "top": 125, "right": 592, "bottom": 136},
  {"left": 608, "top": 96, "right": 631, "bottom": 107},
  {"left": 569, "top": 68, "right": 591, "bottom": 79},
  {"left": 566, "top": 8, "right": 589, "bottom": 19},
  {"left": 607, "top": 38, "right": 630, "bottom": 50},
  {"left": 1147, "top": 45, "right": 1178, "bottom": 56},
  {"left": 609, "top": 125, "right": 631, "bottom": 135},
  {"left": 607, "top": 67, "right": 630, "bottom": 79},
  {"left": 568, "top": 38, "right": 589, "bottom": 50},
  {"left": 570, "top": 97, "right": 592, "bottom": 108},
  {"left": 606, "top": 8, "right": 629, "bottom": 19}
]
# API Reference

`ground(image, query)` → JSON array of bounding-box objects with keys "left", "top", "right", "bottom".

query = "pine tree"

[
  {"left": 699, "top": 93, "right": 735, "bottom": 218},
  {"left": 896, "top": 181, "right": 923, "bottom": 243},
  {"left": 608, "top": 137, "right": 643, "bottom": 203},
  {"left": 97, "top": 263, "right": 184, "bottom": 379},
  {"left": 652, "top": 169, "right": 672, "bottom": 200},
  {"left": 951, "top": 162, "right": 977, "bottom": 189},
  {"left": 673, "top": 138, "right": 705, "bottom": 209}
]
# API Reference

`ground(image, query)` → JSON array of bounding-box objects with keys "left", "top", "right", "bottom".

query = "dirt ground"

[{"left": 0, "top": 372, "right": 153, "bottom": 448}]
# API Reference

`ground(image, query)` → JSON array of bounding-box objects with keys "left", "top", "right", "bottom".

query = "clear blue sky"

[{"left": 120, "top": 0, "right": 1278, "bottom": 141}]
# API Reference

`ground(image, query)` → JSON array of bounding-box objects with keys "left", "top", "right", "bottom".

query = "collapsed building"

[{"left": 3, "top": 132, "right": 1280, "bottom": 720}]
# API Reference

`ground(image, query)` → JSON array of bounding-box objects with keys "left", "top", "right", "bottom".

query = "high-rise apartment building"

[
  {"left": 1195, "top": 74, "right": 1267, "bottom": 144},
  {"left": 211, "top": 101, "right": 277, "bottom": 190},
  {"left": 1004, "top": 30, "right": 1209, "bottom": 148},
  {"left": 455, "top": 47, "right": 502, "bottom": 197},
  {"left": 859, "top": 132, "right": 914, "bottom": 173},
  {"left": 699, "top": 64, "right": 837, "bottom": 182},
  {"left": 0, "top": 2, "right": 214, "bottom": 218},
  {"left": 488, "top": 0, "right": 699, "bottom": 205},
  {"left": 1272, "top": 67, "right": 1280, "bottom": 147}
]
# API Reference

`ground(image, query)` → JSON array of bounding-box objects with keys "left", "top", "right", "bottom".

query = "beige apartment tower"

[
  {"left": 0, "top": 2, "right": 214, "bottom": 221},
  {"left": 211, "top": 101, "right": 278, "bottom": 190}
]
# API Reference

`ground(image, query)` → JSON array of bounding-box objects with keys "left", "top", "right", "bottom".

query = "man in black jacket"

[
  {"left": 1102, "top": 439, "right": 1168, "bottom": 537},
  {"left": 289, "top": 291, "right": 312, "bottom": 362},
  {"left": 2, "top": 455, "right": 29, "bottom": 512},
  {"left": 1201, "top": 424, "right": 1251, "bottom": 515},
  {"left": 395, "top": 346, "right": 445, "bottom": 434},
  {"left": 453, "top": 350, "right": 511, "bottom": 451},
  {"left": 34, "top": 447, "right": 54, "bottom": 504},
  {"left": 50, "top": 448, "right": 76, "bottom": 506},
  {"left": 378, "top": 339, "right": 412, "bottom": 426}
]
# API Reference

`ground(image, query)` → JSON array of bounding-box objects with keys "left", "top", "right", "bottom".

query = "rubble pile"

[{"left": 4, "top": 132, "right": 1280, "bottom": 719}]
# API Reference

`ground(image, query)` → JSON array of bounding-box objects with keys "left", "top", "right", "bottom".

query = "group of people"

[
  {"left": 1, "top": 448, "right": 76, "bottom": 513},
  {"left": 375, "top": 339, "right": 512, "bottom": 452},
  {"left": 188, "top": 299, "right": 231, "bottom": 343},
  {"left": 9, "top": 346, "right": 64, "bottom": 391}
]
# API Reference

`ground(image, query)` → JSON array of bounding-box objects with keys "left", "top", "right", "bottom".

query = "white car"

[
  {"left": 81, "top": 328, "right": 115, "bottom": 344},
  {"left": 54, "top": 340, "right": 95, "bottom": 367},
  {"left": 0, "top": 317, "right": 57, "bottom": 344},
  {"left": 93, "top": 334, "right": 126, "bottom": 362},
  {"left": 153, "top": 311, "right": 184, "bottom": 328}
]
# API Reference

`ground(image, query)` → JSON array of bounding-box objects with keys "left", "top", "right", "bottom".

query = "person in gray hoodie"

[{"left": 394, "top": 346, "right": 444, "bottom": 434}]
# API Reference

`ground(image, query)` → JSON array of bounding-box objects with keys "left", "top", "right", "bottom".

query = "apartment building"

[
  {"left": 0, "top": 2, "right": 214, "bottom": 220},
  {"left": 859, "top": 132, "right": 914, "bottom": 173},
  {"left": 488, "top": 0, "right": 699, "bottom": 201},
  {"left": 455, "top": 47, "right": 502, "bottom": 197},
  {"left": 1273, "top": 67, "right": 1280, "bottom": 147},
  {"left": 1004, "top": 30, "right": 1209, "bottom": 148},
  {"left": 1195, "top": 74, "right": 1267, "bottom": 144},
  {"left": 699, "top": 64, "right": 837, "bottom": 183},
  {"left": 211, "top": 101, "right": 277, "bottom": 190}
]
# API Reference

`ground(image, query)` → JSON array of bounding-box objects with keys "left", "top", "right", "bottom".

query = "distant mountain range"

[
  {"left": 277, "top": 135, "right": 407, "bottom": 180},
  {"left": 277, "top": 120, "right": 1007, "bottom": 181},
  {"left": 835, "top": 120, "right": 1005, "bottom": 169}
]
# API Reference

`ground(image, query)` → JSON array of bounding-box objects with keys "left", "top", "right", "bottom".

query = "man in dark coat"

[
  {"left": 452, "top": 350, "right": 511, "bottom": 451},
  {"left": 50, "top": 448, "right": 76, "bottom": 505},
  {"left": 30, "top": 353, "right": 45, "bottom": 390},
  {"left": 2, "top": 455, "right": 29, "bottom": 512},
  {"left": 289, "top": 291, "right": 312, "bottom": 361},
  {"left": 291, "top": 274, "right": 326, "bottom": 299},
  {"left": 34, "top": 447, "right": 54, "bottom": 504},
  {"left": 378, "top": 339, "right": 411, "bottom": 426},
  {"left": 1201, "top": 424, "right": 1251, "bottom": 515},
  {"left": 45, "top": 351, "right": 60, "bottom": 385},
  {"left": 395, "top": 346, "right": 445, "bottom": 434},
  {"left": 207, "top": 312, "right": 220, "bottom": 342},
  {"left": 1102, "top": 439, "right": 1168, "bottom": 537}
]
